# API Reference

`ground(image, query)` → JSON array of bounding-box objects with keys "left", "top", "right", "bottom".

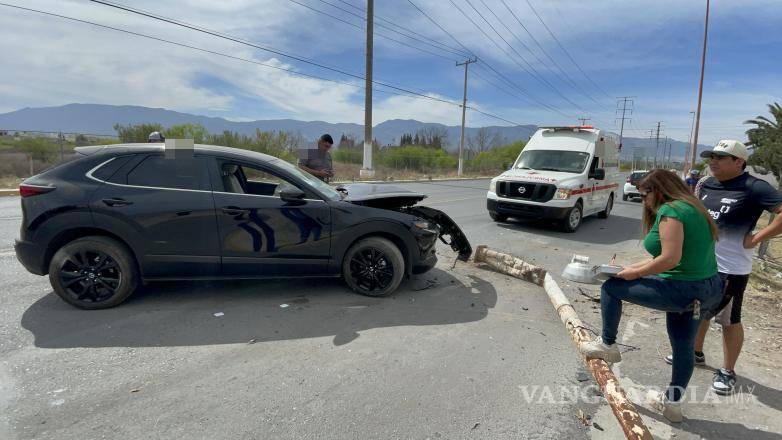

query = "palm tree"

[{"left": 744, "top": 102, "right": 782, "bottom": 185}]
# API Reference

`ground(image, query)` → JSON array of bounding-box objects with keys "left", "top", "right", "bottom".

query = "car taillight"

[{"left": 19, "top": 184, "right": 55, "bottom": 198}]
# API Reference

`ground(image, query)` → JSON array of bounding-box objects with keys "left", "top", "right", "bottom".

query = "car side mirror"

[
  {"left": 280, "top": 187, "right": 306, "bottom": 204},
  {"left": 590, "top": 168, "right": 605, "bottom": 180}
]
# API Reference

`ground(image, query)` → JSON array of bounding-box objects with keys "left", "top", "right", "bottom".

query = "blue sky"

[{"left": 0, "top": 0, "right": 780, "bottom": 145}]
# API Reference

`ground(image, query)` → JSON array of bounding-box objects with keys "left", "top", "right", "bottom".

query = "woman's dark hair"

[{"left": 638, "top": 169, "right": 718, "bottom": 239}]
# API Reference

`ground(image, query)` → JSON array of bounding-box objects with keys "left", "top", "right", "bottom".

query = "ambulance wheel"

[
  {"left": 561, "top": 202, "right": 583, "bottom": 233},
  {"left": 598, "top": 194, "right": 613, "bottom": 219},
  {"left": 622, "top": 194, "right": 628, "bottom": 201}
]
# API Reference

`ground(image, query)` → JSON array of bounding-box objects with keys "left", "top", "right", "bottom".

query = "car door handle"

[
  {"left": 222, "top": 206, "right": 250, "bottom": 215},
  {"left": 102, "top": 198, "right": 133, "bottom": 207}
]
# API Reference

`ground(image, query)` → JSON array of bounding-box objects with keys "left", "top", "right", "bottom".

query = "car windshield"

[
  {"left": 270, "top": 158, "right": 342, "bottom": 201},
  {"left": 631, "top": 172, "right": 646, "bottom": 180},
  {"left": 514, "top": 150, "right": 590, "bottom": 174}
]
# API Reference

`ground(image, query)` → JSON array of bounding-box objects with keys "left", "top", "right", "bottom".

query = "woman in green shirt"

[{"left": 580, "top": 169, "right": 723, "bottom": 423}]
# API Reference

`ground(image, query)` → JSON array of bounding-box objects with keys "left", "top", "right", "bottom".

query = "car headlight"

[
  {"left": 553, "top": 188, "right": 571, "bottom": 200},
  {"left": 489, "top": 180, "right": 497, "bottom": 193},
  {"left": 413, "top": 221, "right": 431, "bottom": 230}
]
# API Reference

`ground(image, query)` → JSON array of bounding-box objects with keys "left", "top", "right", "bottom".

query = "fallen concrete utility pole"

[{"left": 474, "top": 245, "right": 653, "bottom": 440}]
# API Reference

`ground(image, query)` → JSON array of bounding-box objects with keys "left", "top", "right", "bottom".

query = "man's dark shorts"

[{"left": 710, "top": 272, "right": 750, "bottom": 326}]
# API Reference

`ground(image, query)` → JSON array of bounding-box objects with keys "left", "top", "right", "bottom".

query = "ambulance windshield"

[{"left": 514, "top": 150, "right": 590, "bottom": 174}]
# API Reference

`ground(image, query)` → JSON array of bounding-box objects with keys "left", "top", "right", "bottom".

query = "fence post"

[{"left": 29, "top": 154, "right": 34, "bottom": 176}]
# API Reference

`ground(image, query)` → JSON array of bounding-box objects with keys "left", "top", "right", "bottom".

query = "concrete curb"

[{"left": 0, "top": 189, "right": 19, "bottom": 197}]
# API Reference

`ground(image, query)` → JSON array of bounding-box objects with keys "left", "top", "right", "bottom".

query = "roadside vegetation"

[{"left": 1, "top": 123, "right": 527, "bottom": 187}]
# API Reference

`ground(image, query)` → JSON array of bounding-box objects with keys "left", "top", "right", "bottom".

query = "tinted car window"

[
  {"left": 92, "top": 155, "right": 133, "bottom": 181},
  {"left": 126, "top": 155, "right": 208, "bottom": 190}
]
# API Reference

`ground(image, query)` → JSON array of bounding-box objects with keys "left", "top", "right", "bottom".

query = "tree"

[
  {"left": 114, "top": 123, "right": 164, "bottom": 143},
  {"left": 745, "top": 102, "right": 782, "bottom": 186},
  {"left": 20, "top": 137, "right": 58, "bottom": 169},
  {"left": 166, "top": 123, "right": 209, "bottom": 143}
]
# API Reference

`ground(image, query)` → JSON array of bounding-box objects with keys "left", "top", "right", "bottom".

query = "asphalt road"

[{"left": 0, "top": 180, "right": 644, "bottom": 440}]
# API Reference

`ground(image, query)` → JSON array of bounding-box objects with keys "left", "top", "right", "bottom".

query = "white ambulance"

[{"left": 486, "top": 126, "right": 621, "bottom": 232}]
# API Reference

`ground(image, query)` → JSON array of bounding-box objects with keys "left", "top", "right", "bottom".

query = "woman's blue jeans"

[{"left": 600, "top": 274, "right": 723, "bottom": 401}]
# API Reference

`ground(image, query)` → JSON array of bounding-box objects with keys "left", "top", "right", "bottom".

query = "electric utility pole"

[
  {"left": 457, "top": 57, "right": 477, "bottom": 176},
  {"left": 360, "top": 0, "right": 375, "bottom": 177},
  {"left": 654, "top": 122, "right": 662, "bottom": 168},
  {"left": 615, "top": 97, "right": 633, "bottom": 152},
  {"left": 689, "top": 0, "right": 710, "bottom": 175},
  {"left": 577, "top": 117, "right": 591, "bottom": 126}
]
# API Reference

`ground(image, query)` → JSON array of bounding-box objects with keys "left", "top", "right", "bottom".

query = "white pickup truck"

[{"left": 487, "top": 126, "right": 621, "bottom": 232}]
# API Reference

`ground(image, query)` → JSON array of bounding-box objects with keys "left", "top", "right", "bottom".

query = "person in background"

[
  {"left": 298, "top": 134, "right": 334, "bottom": 182},
  {"left": 580, "top": 169, "right": 723, "bottom": 423},
  {"left": 148, "top": 131, "right": 165, "bottom": 143},
  {"left": 685, "top": 169, "right": 700, "bottom": 193},
  {"left": 665, "top": 140, "right": 782, "bottom": 395}
]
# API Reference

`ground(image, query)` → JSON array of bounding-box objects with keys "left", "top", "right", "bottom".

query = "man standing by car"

[
  {"left": 666, "top": 140, "right": 782, "bottom": 395},
  {"left": 298, "top": 134, "right": 334, "bottom": 182}
]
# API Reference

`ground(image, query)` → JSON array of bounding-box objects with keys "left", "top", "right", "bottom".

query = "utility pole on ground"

[
  {"left": 456, "top": 57, "right": 477, "bottom": 177},
  {"left": 689, "top": 0, "right": 710, "bottom": 175},
  {"left": 615, "top": 96, "right": 634, "bottom": 154},
  {"left": 577, "top": 117, "right": 591, "bottom": 126},
  {"left": 360, "top": 0, "right": 375, "bottom": 178}
]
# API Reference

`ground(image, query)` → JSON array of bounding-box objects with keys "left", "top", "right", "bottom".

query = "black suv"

[{"left": 15, "top": 144, "right": 471, "bottom": 309}]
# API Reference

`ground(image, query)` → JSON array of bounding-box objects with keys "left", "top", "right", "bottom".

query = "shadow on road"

[
  {"left": 495, "top": 214, "right": 641, "bottom": 245},
  {"left": 21, "top": 269, "right": 496, "bottom": 349},
  {"left": 636, "top": 405, "right": 782, "bottom": 440}
]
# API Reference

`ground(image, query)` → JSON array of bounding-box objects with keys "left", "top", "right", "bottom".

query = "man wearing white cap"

[{"left": 665, "top": 139, "right": 782, "bottom": 395}]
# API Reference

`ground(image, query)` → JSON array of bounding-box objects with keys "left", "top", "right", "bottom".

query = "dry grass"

[
  {"left": 0, "top": 175, "right": 23, "bottom": 188},
  {"left": 748, "top": 212, "right": 782, "bottom": 306}
]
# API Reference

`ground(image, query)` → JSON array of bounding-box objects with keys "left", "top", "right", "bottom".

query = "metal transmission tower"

[
  {"left": 360, "top": 0, "right": 375, "bottom": 177},
  {"left": 457, "top": 57, "right": 478, "bottom": 176},
  {"left": 653, "top": 122, "right": 663, "bottom": 168}
]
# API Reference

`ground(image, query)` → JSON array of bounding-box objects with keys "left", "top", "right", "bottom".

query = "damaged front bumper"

[{"left": 407, "top": 205, "right": 472, "bottom": 262}]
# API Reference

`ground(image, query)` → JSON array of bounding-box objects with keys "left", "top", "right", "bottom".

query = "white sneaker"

[
  {"left": 579, "top": 337, "right": 622, "bottom": 363},
  {"left": 646, "top": 390, "right": 683, "bottom": 423}
]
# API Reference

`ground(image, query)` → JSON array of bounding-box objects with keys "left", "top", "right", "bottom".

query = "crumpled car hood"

[
  {"left": 339, "top": 183, "right": 426, "bottom": 208},
  {"left": 337, "top": 183, "right": 472, "bottom": 261}
]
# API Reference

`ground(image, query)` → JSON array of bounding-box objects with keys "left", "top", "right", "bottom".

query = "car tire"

[
  {"left": 48, "top": 236, "right": 139, "bottom": 309},
  {"left": 561, "top": 202, "right": 583, "bottom": 233},
  {"left": 489, "top": 211, "right": 508, "bottom": 222},
  {"left": 342, "top": 237, "right": 405, "bottom": 297},
  {"left": 598, "top": 194, "right": 613, "bottom": 219},
  {"left": 622, "top": 194, "right": 628, "bottom": 201}
]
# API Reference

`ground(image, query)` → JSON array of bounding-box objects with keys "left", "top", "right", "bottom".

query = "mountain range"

[{"left": 0, "top": 103, "right": 708, "bottom": 159}]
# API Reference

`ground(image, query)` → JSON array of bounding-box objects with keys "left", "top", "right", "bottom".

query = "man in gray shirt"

[{"left": 298, "top": 134, "right": 334, "bottom": 182}]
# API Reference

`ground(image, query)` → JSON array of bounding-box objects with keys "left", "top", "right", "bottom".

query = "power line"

[
  {"left": 328, "top": 0, "right": 472, "bottom": 58},
  {"left": 445, "top": 0, "right": 573, "bottom": 119},
  {"left": 0, "top": 2, "right": 428, "bottom": 100},
  {"left": 84, "top": 0, "right": 469, "bottom": 104},
  {"left": 523, "top": 0, "right": 613, "bottom": 100},
  {"left": 286, "top": 0, "right": 458, "bottom": 62},
  {"left": 498, "top": 0, "right": 605, "bottom": 108},
  {"left": 2, "top": 2, "right": 526, "bottom": 127},
  {"left": 405, "top": 0, "right": 477, "bottom": 58},
  {"left": 462, "top": 0, "right": 589, "bottom": 113}
]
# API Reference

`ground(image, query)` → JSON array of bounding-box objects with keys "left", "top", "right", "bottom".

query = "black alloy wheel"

[
  {"left": 58, "top": 249, "right": 121, "bottom": 303},
  {"left": 49, "top": 236, "right": 139, "bottom": 309},
  {"left": 343, "top": 237, "right": 404, "bottom": 297}
]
